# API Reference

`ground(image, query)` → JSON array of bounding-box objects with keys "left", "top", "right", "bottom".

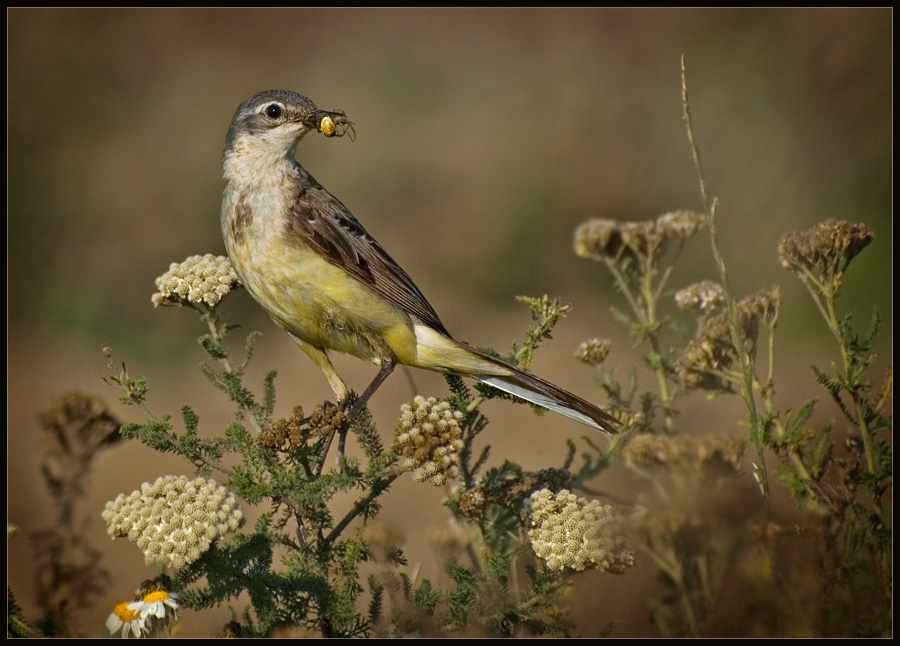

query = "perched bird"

[{"left": 221, "top": 90, "right": 618, "bottom": 434}]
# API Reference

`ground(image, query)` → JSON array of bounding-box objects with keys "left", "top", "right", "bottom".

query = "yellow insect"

[
  {"left": 318, "top": 110, "right": 356, "bottom": 141},
  {"left": 320, "top": 114, "right": 337, "bottom": 137}
]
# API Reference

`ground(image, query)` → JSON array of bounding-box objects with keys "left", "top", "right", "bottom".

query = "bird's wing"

[{"left": 286, "top": 179, "right": 451, "bottom": 336}]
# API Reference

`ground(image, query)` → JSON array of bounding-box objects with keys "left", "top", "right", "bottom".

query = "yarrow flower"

[
  {"left": 258, "top": 403, "right": 346, "bottom": 451},
  {"left": 574, "top": 338, "right": 612, "bottom": 366},
  {"left": 152, "top": 254, "right": 240, "bottom": 308},
  {"left": 676, "top": 286, "right": 781, "bottom": 392},
  {"left": 674, "top": 281, "right": 725, "bottom": 316},
  {"left": 456, "top": 468, "right": 576, "bottom": 519},
  {"left": 573, "top": 210, "right": 705, "bottom": 265},
  {"left": 393, "top": 396, "right": 465, "bottom": 486},
  {"left": 526, "top": 488, "right": 634, "bottom": 573},
  {"left": 457, "top": 486, "right": 488, "bottom": 517},
  {"left": 106, "top": 600, "right": 147, "bottom": 638},
  {"left": 656, "top": 210, "right": 706, "bottom": 239},
  {"left": 573, "top": 219, "right": 618, "bottom": 259},
  {"left": 102, "top": 475, "right": 243, "bottom": 570},
  {"left": 38, "top": 391, "right": 122, "bottom": 453},
  {"left": 778, "top": 219, "right": 874, "bottom": 286},
  {"left": 624, "top": 433, "right": 745, "bottom": 478},
  {"left": 37, "top": 391, "right": 122, "bottom": 491},
  {"left": 607, "top": 405, "right": 646, "bottom": 431}
]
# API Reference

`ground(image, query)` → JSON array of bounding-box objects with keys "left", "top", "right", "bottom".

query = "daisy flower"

[
  {"left": 136, "top": 588, "right": 179, "bottom": 623},
  {"left": 106, "top": 600, "right": 147, "bottom": 638}
]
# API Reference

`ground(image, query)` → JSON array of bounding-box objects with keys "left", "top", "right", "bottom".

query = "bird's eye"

[{"left": 264, "top": 104, "right": 282, "bottom": 119}]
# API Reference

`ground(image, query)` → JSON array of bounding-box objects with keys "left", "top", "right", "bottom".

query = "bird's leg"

[
  {"left": 346, "top": 357, "right": 397, "bottom": 418},
  {"left": 289, "top": 333, "right": 349, "bottom": 401},
  {"left": 336, "top": 357, "right": 396, "bottom": 459},
  {"left": 288, "top": 335, "right": 351, "bottom": 474}
]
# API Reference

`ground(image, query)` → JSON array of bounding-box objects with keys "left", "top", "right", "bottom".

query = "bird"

[{"left": 220, "top": 90, "right": 618, "bottom": 434}]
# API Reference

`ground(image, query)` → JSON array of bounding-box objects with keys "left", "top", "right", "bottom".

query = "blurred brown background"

[{"left": 8, "top": 8, "right": 891, "bottom": 637}]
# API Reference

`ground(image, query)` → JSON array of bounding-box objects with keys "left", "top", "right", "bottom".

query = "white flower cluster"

[
  {"left": 102, "top": 475, "right": 243, "bottom": 570},
  {"left": 393, "top": 396, "right": 465, "bottom": 487},
  {"left": 151, "top": 254, "right": 239, "bottom": 307},
  {"left": 526, "top": 488, "right": 634, "bottom": 573}
]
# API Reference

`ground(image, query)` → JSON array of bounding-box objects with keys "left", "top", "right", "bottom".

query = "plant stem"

[
  {"left": 640, "top": 263, "right": 676, "bottom": 432},
  {"left": 199, "top": 305, "right": 264, "bottom": 436},
  {"left": 321, "top": 474, "right": 399, "bottom": 548},
  {"left": 681, "top": 56, "right": 770, "bottom": 513},
  {"left": 822, "top": 291, "right": 876, "bottom": 472}
]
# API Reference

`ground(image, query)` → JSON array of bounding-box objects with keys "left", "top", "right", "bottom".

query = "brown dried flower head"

[
  {"left": 457, "top": 487, "right": 488, "bottom": 517},
  {"left": 259, "top": 404, "right": 345, "bottom": 451},
  {"left": 574, "top": 210, "right": 705, "bottom": 266},
  {"left": 676, "top": 286, "right": 781, "bottom": 392},
  {"left": 619, "top": 220, "right": 665, "bottom": 258},
  {"left": 607, "top": 405, "right": 646, "bottom": 431},
  {"left": 393, "top": 396, "right": 465, "bottom": 487},
  {"left": 675, "top": 281, "right": 725, "bottom": 316},
  {"left": 656, "top": 210, "right": 706, "bottom": 239},
  {"left": 574, "top": 337, "right": 612, "bottom": 366},
  {"left": 630, "top": 507, "right": 697, "bottom": 539},
  {"left": 778, "top": 219, "right": 874, "bottom": 283},
  {"left": 624, "top": 433, "right": 745, "bottom": 478},
  {"left": 573, "top": 219, "right": 620, "bottom": 260},
  {"left": 152, "top": 254, "right": 240, "bottom": 308},
  {"left": 38, "top": 391, "right": 122, "bottom": 457},
  {"left": 462, "top": 468, "right": 577, "bottom": 517}
]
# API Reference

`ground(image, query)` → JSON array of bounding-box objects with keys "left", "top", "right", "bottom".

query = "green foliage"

[
  {"left": 544, "top": 63, "right": 895, "bottom": 638},
  {"left": 96, "top": 280, "right": 628, "bottom": 638},
  {"left": 30, "top": 69, "right": 887, "bottom": 639},
  {"left": 510, "top": 295, "right": 572, "bottom": 370},
  {"left": 8, "top": 584, "right": 38, "bottom": 638},
  {"left": 607, "top": 64, "right": 892, "bottom": 636}
]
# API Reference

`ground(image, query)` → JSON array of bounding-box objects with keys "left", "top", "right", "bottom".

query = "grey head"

[
  {"left": 224, "top": 90, "right": 352, "bottom": 155},
  {"left": 224, "top": 90, "right": 323, "bottom": 154}
]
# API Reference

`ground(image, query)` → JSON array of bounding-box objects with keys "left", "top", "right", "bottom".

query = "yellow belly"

[{"left": 228, "top": 235, "right": 419, "bottom": 365}]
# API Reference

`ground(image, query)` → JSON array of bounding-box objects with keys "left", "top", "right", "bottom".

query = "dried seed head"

[
  {"left": 574, "top": 211, "right": 705, "bottom": 267},
  {"left": 624, "top": 433, "right": 745, "bottom": 478},
  {"left": 675, "top": 281, "right": 725, "bottom": 315},
  {"left": 574, "top": 338, "right": 612, "bottom": 366},
  {"left": 655, "top": 210, "right": 706, "bottom": 240},
  {"left": 676, "top": 286, "right": 781, "bottom": 392},
  {"left": 259, "top": 403, "right": 345, "bottom": 450},
  {"left": 38, "top": 391, "right": 122, "bottom": 457},
  {"left": 778, "top": 219, "right": 874, "bottom": 278},
  {"left": 573, "top": 219, "right": 620, "bottom": 260}
]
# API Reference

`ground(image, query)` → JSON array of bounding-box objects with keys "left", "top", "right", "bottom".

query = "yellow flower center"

[
  {"left": 114, "top": 601, "right": 140, "bottom": 622},
  {"left": 143, "top": 590, "right": 170, "bottom": 604}
]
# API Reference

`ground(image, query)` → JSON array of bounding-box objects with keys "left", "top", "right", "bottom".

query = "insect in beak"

[{"left": 315, "top": 109, "right": 355, "bottom": 141}]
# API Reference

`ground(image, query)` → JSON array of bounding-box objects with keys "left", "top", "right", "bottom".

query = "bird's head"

[{"left": 224, "top": 90, "right": 353, "bottom": 161}]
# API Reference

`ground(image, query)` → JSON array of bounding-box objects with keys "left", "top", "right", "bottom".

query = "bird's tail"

[
  {"left": 411, "top": 325, "right": 619, "bottom": 434},
  {"left": 475, "top": 363, "right": 620, "bottom": 435}
]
